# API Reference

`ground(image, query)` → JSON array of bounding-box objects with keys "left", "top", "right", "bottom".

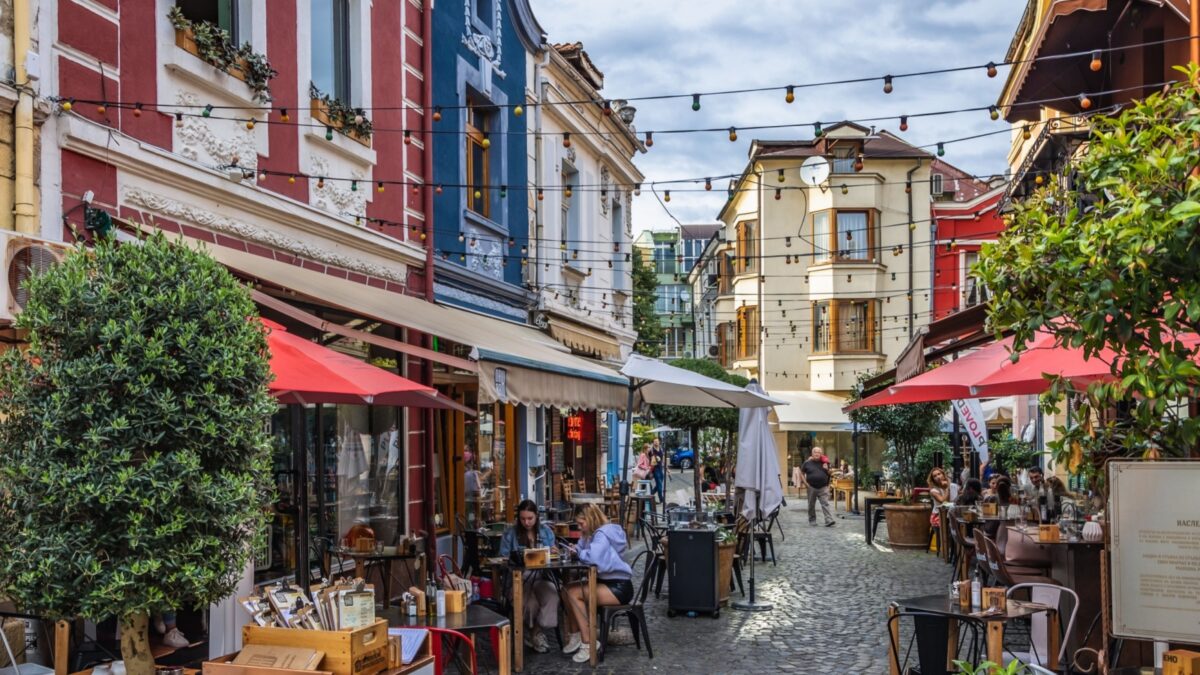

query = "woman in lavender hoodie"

[{"left": 560, "top": 503, "right": 633, "bottom": 664}]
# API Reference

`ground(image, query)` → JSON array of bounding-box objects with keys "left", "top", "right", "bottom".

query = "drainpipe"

[
  {"left": 755, "top": 163, "right": 764, "bottom": 381},
  {"left": 906, "top": 159, "right": 923, "bottom": 338},
  {"left": 13, "top": 0, "right": 36, "bottom": 234},
  {"left": 1193, "top": 0, "right": 1199, "bottom": 65},
  {"left": 421, "top": 0, "right": 436, "bottom": 555}
]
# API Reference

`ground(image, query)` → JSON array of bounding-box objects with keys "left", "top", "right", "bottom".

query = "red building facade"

[
  {"left": 931, "top": 186, "right": 1006, "bottom": 321},
  {"left": 48, "top": 0, "right": 436, "bottom": 576}
]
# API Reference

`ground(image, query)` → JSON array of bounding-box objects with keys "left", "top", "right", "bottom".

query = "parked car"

[{"left": 669, "top": 447, "right": 695, "bottom": 469}]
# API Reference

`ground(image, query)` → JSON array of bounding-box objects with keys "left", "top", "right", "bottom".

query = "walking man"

[{"left": 801, "top": 447, "right": 836, "bottom": 527}]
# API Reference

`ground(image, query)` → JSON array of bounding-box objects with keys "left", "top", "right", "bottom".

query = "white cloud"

[{"left": 531, "top": 0, "right": 1027, "bottom": 232}]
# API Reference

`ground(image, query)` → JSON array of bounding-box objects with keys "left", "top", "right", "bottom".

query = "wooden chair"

[
  {"left": 597, "top": 550, "right": 655, "bottom": 662},
  {"left": 831, "top": 478, "right": 854, "bottom": 512}
]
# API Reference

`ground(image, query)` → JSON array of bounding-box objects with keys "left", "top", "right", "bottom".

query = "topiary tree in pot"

[
  {"left": 847, "top": 374, "right": 948, "bottom": 548},
  {"left": 0, "top": 232, "right": 276, "bottom": 675}
]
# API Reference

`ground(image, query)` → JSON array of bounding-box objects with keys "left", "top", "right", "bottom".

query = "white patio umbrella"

[
  {"left": 616, "top": 355, "right": 783, "bottom": 522},
  {"left": 732, "top": 380, "right": 783, "bottom": 612}
]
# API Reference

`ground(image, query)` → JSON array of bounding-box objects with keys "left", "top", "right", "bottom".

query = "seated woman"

[
  {"left": 560, "top": 504, "right": 633, "bottom": 664},
  {"left": 498, "top": 500, "right": 558, "bottom": 654},
  {"left": 926, "top": 467, "right": 952, "bottom": 527},
  {"left": 955, "top": 478, "right": 983, "bottom": 507},
  {"left": 983, "top": 476, "right": 1018, "bottom": 537}
]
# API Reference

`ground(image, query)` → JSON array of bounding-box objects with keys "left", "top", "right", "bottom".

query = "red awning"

[
  {"left": 845, "top": 330, "right": 1200, "bottom": 411},
  {"left": 265, "top": 318, "right": 468, "bottom": 412}
]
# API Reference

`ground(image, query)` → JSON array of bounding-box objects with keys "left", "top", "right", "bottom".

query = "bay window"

[
  {"left": 735, "top": 221, "right": 757, "bottom": 275},
  {"left": 736, "top": 305, "right": 759, "bottom": 360},
  {"left": 811, "top": 209, "right": 877, "bottom": 262}
]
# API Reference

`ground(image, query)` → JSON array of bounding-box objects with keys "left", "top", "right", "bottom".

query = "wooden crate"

[
  {"left": 243, "top": 620, "right": 388, "bottom": 675},
  {"left": 204, "top": 653, "right": 333, "bottom": 675}
]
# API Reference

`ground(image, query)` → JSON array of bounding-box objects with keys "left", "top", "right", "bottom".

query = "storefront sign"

[
  {"left": 566, "top": 413, "right": 594, "bottom": 443},
  {"left": 951, "top": 398, "right": 989, "bottom": 463},
  {"left": 1109, "top": 461, "right": 1200, "bottom": 644}
]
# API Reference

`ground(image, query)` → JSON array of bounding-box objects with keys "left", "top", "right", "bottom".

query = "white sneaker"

[
  {"left": 571, "top": 642, "right": 591, "bottom": 664},
  {"left": 561, "top": 632, "right": 581, "bottom": 654},
  {"left": 152, "top": 617, "right": 166, "bottom": 635},
  {"left": 530, "top": 630, "right": 550, "bottom": 654},
  {"left": 163, "top": 628, "right": 189, "bottom": 649}
]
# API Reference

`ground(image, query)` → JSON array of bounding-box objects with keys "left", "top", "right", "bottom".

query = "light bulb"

[
  {"left": 458, "top": 232, "right": 465, "bottom": 242},
  {"left": 202, "top": 104, "right": 212, "bottom": 117},
  {"left": 317, "top": 177, "right": 325, "bottom": 189},
  {"left": 175, "top": 113, "right": 184, "bottom": 128},
  {"left": 513, "top": 105, "right": 524, "bottom": 117},
  {"left": 728, "top": 127, "right": 737, "bottom": 142},
  {"left": 404, "top": 130, "right": 412, "bottom": 145},
  {"left": 61, "top": 99, "right": 73, "bottom": 112},
  {"left": 854, "top": 154, "right": 864, "bottom": 172},
  {"left": 350, "top": 180, "right": 358, "bottom": 192},
  {"left": 537, "top": 188, "right": 544, "bottom": 201},
  {"left": 258, "top": 171, "right": 266, "bottom": 182},
  {"left": 563, "top": 132, "right": 571, "bottom": 148},
  {"left": 246, "top": 117, "right": 255, "bottom": 129},
  {"left": 899, "top": 115, "right": 909, "bottom": 132},
  {"left": 664, "top": 190, "right": 671, "bottom": 202},
  {"left": 704, "top": 178, "right": 712, "bottom": 191},
  {"left": 473, "top": 189, "right": 481, "bottom": 199},
  {"left": 565, "top": 186, "right": 573, "bottom": 198},
  {"left": 840, "top": 184, "right": 848, "bottom": 195},
  {"left": 325, "top": 126, "right": 334, "bottom": 141},
  {"left": 936, "top": 142, "right": 945, "bottom": 157},
  {"left": 436, "top": 185, "right": 443, "bottom": 194},
  {"left": 986, "top": 61, "right": 997, "bottom": 78},
  {"left": 1034, "top": 174, "right": 1044, "bottom": 185},
  {"left": 691, "top": 94, "right": 701, "bottom": 111},
  {"left": 774, "top": 188, "right": 781, "bottom": 201},
  {"left": 377, "top": 181, "right": 385, "bottom": 193},
  {"left": 644, "top": 131, "right": 653, "bottom": 147},
  {"left": 353, "top": 110, "right": 364, "bottom": 125},
  {"left": 500, "top": 185, "right": 508, "bottom": 199},
  {"left": 280, "top": 108, "right": 290, "bottom": 122},
  {"left": 882, "top": 75, "right": 893, "bottom": 94},
  {"left": 989, "top": 105, "right": 1000, "bottom": 121},
  {"left": 133, "top": 103, "right": 143, "bottom": 117},
  {"left": 905, "top": 181, "right": 911, "bottom": 194},
  {"left": 482, "top": 136, "right": 491, "bottom": 149},
  {"left": 785, "top": 85, "right": 795, "bottom": 104},
  {"left": 603, "top": 100, "right": 612, "bottom": 116},
  {"left": 1090, "top": 50, "right": 1102, "bottom": 72},
  {"left": 814, "top": 121, "right": 823, "bottom": 137},
  {"left": 288, "top": 175, "right": 296, "bottom": 184},
  {"left": 1022, "top": 124, "right": 1031, "bottom": 140},
  {"left": 777, "top": 169, "right": 785, "bottom": 183},
  {"left": 433, "top": 107, "right": 442, "bottom": 122},
  {"left": 1078, "top": 93, "right": 1092, "bottom": 110}
]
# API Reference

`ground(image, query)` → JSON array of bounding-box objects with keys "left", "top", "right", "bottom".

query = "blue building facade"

[{"left": 430, "top": 0, "right": 543, "bottom": 320}]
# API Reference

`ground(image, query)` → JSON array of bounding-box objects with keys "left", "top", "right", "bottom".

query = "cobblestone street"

[{"left": 517, "top": 488, "right": 950, "bottom": 675}]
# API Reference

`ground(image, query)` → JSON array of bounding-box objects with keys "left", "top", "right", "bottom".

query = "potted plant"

[
  {"left": 168, "top": 6, "right": 276, "bottom": 103},
  {"left": 310, "top": 83, "right": 373, "bottom": 145},
  {"left": 0, "top": 232, "right": 276, "bottom": 675},
  {"left": 847, "top": 374, "right": 948, "bottom": 549},
  {"left": 715, "top": 527, "right": 736, "bottom": 605}
]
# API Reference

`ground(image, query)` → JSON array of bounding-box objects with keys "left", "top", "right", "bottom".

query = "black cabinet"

[{"left": 667, "top": 528, "right": 720, "bottom": 617}]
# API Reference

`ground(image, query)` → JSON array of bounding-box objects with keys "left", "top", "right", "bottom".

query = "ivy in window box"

[
  {"left": 310, "top": 83, "right": 373, "bottom": 146},
  {"left": 168, "top": 6, "right": 276, "bottom": 104}
]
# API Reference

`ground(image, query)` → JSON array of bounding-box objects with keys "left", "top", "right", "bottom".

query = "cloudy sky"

[{"left": 531, "top": 0, "right": 1027, "bottom": 233}]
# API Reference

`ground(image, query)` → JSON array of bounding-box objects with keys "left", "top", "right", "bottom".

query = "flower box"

[
  {"left": 175, "top": 26, "right": 250, "bottom": 84},
  {"left": 311, "top": 98, "right": 372, "bottom": 148}
]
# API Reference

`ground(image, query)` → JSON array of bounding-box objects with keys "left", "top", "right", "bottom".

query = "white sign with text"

[{"left": 1109, "top": 461, "right": 1200, "bottom": 644}]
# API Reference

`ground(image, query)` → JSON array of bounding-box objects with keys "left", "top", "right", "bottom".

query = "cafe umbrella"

[{"left": 733, "top": 380, "right": 784, "bottom": 612}]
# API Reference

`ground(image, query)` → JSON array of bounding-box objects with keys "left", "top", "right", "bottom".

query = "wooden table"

[
  {"left": 381, "top": 605, "right": 512, "bottom": 675},
  {"left": 889, "top": 594, "right": 1057, "bottom": 674},
  {"left": 331, "top": 547, "right": 422, "bottom": 608},
  {"left": 510, "top": 561, "right": 597, "bottom": 671}
]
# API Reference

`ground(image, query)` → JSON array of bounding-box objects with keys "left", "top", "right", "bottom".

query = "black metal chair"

[
  {"left": 754, "top": 507, "right": 779, "bottom": 565},
  {"left": 639, "top": 514, "right": 670, "bottom": 598},
  {"left": 597, "top": 550, "right": 655, "bottom": 662},
  {"left": 887, "top": 606, "right": 984, "bottom": 675}
]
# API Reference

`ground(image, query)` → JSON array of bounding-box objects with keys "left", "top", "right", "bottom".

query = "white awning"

[
  {"left": 770, "top": 390, "right": 853, "bottom": 432},
  {"left": 163, "top": 232, "right": 628, "bottom": 410},
  {"left": 620, "top": 355, "right": 785, "bottom": 408}
]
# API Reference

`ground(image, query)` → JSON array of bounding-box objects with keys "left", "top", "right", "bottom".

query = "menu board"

[{"left": 1109, "top": 460, "right": 1200, "bottom": 644}]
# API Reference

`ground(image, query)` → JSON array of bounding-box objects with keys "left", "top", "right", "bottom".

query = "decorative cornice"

[
  {"left": 435, "top": 282, "right": 527, "bottom": 321},
  {"left": 122, "top": 187, "right": 407, "bottom": 283}
]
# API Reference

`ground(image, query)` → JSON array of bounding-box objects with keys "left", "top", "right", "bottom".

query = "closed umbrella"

[{"left": 732, "top": 380, "right": 783, "bottom": 612}]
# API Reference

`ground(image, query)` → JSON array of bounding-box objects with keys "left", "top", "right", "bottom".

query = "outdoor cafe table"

[
  {"left": 507, "top": 559, "right": 598, "bottom": 671},
  {"left": 330, "top": 547, "right": 422, "bottom": 608},
  {"left": 889, "top": 594, "right": 1058, "bottom": 674},
  {"left": 380, "top": 604, "right": 512, "bottom": 675}
]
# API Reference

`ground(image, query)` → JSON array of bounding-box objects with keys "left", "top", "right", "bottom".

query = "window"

[
  {"left": 930, "top": 173, "right": 945, "bottom": 196},
  {"left": 312, "top": 0, "right": 352, "bottom": 104},
  {"left": 610, "top": 199, "right": 626, "bottom": 290},
  {"left": 963, "top": 251, "right": 989, "bottom": 308},
  {"left": 561, "top": 163, "right": 579, "bottom": 256},
  {"left": 654, "top": 240, "right": 677, "bottom": 275},
  {"left": 474, "top": 0, "right": 493, "bottom": 24},
  {"left": 736, "top": 305, "right": 759, "bottom": 360},
  {"left": 466, "top": 100, "right": 492, "bottom": 218},
  {"left": 812, "top": 300, "right": 879, "bottom": 354},
  {"left": 832, "top": 146, "right": 856, "bottom": 174},
  {"left": 812, "top": 209, "right": 876, "bottom": 262},
  {"left": 176, "top": 0, "right": 243, "bottom": 41},
  {"left": 681, "top": 238, "right": 704, "bottom": 273},
  {"left": 717, "top": 322, "right": 736, "bottom": 367},
  {"left": 662, "top": 327, "right": 690, "bottom": 359},
  {"left": 735, "top": 221, "right": 757, "bottom": 275},
  {"left": 655, "top": 284, "right": 688, "bottom": 315}
]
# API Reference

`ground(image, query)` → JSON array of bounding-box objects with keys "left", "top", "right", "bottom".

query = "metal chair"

[
  {"left": 597, "top": 550, "right": 655, "bottom": 662},
  {"left": 753, "top": 507, "right": 779, "bottom": 566},
  {"left": 1006, "top": 582, "right": 1079, "bottom": 670},
  {"left": 887, "top": 606, "right": 984, "bottom": 675}
]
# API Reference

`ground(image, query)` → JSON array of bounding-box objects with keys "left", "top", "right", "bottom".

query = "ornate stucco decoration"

[
  {"left": 176, "top": 92, "right": 257, "bottom": 171},
  {"left": 464, "top": 230, "right": 504, "bottom": 280},
  {"left": 462, "top": 0, "right": 505, "bottom": 75},
  {"left": 599, "top": 166, "right": 610, "bottom": 216},
  {"left": 309, "top": 156, "right": 367, "bottom": 220},
  {"left": 122, "top": 186, "right": 407, "bottom": 283}
]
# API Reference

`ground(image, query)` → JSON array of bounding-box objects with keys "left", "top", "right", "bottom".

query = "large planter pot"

[
  {"left": 717, "top": 541, "right": 735, "bottom": 604},
  {"left": 883, "top": 503, "right": 933, "bottom": 550}
]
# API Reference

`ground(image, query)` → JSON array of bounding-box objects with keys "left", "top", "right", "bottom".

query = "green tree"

[
  {"left": 0, "top": 233, "right": 275, "bottom": 675},
  {"left": 987, "top": 430, "right": 1037, "bottom": 477},
  {"left": 847, "top": 373, "right": 948, "bottom": 502},
  {"left": 631, "top": 250, "right": 663, "bottom": 357},
  {"left": 914, "top": 435, "right": 952, "bottom": 485},
  {"left": 978, "top": 67, "right": 1200, "bottom": 484},
  {"left": 649, "top": 358, "right": 748, "bottom": 505}
]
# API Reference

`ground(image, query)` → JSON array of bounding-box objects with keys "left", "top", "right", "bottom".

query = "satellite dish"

[{"left": 800, "top": 156, "right": 830, "bottom": 187}]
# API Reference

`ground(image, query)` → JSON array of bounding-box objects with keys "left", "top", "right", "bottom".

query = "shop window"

[
  {"left": 812, "top": 300, "right": 879, "bottom": 354},
  {"left": 734, "top": 221, "right": 757, "bottom": 275},
  {"left": 312, "top": 0, "right": 353, "bottom": 104},
  {"left": 466, "top": 99, "right": 493, "bottom": 218},
  {"left": 736, "top": 305, "right": 759, "bottom": 360},
  {"left": 812, "top": 209, "right": 876, "bottom": 262}
]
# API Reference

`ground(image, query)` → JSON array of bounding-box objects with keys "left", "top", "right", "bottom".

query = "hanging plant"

[
  {"left": 309, "top": 83, "right": 373, "bottom": 143},
  {"left": 169, "top": 6, "right": 277, "bottom": 104}
]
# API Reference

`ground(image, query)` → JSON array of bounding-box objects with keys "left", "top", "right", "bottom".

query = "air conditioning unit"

[
  {"left": 707, "top": 345, "right": 720, "bottom": 358},
  {"left": 0, "top": 231, "right": 71, "bottom": 322}
]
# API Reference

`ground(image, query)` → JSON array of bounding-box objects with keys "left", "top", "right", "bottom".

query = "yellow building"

[{"left": 710, "top": 122, "right": 986, "bottom": 486}]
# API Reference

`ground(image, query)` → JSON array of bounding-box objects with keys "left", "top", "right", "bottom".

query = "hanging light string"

[
  {"left": 220, "top": 101, "right": 1123, "bottom": 210},
  {"left": 52, "top": 33, "right": 1191, "bottom": 117},
  {"left": 54, "top": 78, "right": 1157, "bottom": 154}
]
